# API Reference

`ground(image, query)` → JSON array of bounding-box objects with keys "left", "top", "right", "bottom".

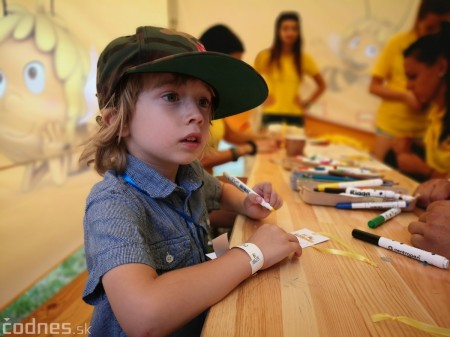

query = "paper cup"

[{"left": 285, "top": 135, "right": 306, "bottom": 157}]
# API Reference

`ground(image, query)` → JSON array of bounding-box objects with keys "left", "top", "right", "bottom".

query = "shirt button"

[{"left": 166, "top": 253, "right": 174, "bottom": 263}]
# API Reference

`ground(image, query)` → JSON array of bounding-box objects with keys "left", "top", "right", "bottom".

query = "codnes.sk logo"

[{"left": 1, "top": 317, "right": 90, "bottom": 335}]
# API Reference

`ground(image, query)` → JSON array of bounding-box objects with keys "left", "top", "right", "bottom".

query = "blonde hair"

[
  {"left": 79, "top": 76, "right": 142, "bottom": 175},
  {"left": 0, "top": 3, "right": 90, "bottom": 141}
]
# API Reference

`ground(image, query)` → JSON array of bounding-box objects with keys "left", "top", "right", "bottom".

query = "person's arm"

[
  {"left": 408, "top": 200, "right": 450, "bottom": 259},
  {"left": 369, "top": 76, "right": 421, "bottom": 110},
  {"left": 414, "top": 178, "right": 450, "bottom": 208},
  {"left": 223, "top": 121, "right": 278, "bottom": 153},
  {"left": 302, "top": 73, "right": 326, "bottom": 109},
  {"left": 396, "top": 152, "right": 448, "bottom": 182},
  {"left": 103, "top": 222, "right": 301, "bottom": 337},
  {"left": 200, "top": 123, "right": 277, "bottom": 172},
  {"left": 200, "top": 141, "right": 257, "bottom": 173}
]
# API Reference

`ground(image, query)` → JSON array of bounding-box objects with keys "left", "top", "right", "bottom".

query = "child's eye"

[
  {"left": 162, "top": 92, "right": 179, "bottom": 102},
  {"left": 198, "top": 97, "right": 212, "bottom": 109}
]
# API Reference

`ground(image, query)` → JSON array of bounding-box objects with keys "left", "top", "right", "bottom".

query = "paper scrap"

[{"left": 291, "top": 228, "right": 330, "bottom": 248}]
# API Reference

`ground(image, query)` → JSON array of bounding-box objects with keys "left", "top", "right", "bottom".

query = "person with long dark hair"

[
  {"left": 254, "top": 11, "right": 326, "bottom": 127},
  {"left": 393, "top": 21, "right": 450, "bottom": 181},
  {"left": 369, "top": 0, "right": 450, "bottom": 162}
]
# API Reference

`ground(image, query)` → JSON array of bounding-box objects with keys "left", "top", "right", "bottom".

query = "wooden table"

[{"left": 202, "top": 144, "right": 450, "bottom": 337}]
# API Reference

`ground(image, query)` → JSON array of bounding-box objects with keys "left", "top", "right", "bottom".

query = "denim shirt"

[{"left": 83, "top": 155, "right": 222, "bottom": 336}]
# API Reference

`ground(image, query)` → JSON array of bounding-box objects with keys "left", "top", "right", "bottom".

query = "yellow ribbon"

[
  {"left": 372, "top": 313, "right": 450, "bottom": 337},
  {"left": 312, "top": 231, "right": 378, "bottom": 267}
]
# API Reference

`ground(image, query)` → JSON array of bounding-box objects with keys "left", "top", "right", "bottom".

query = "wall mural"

[
  {"left": 0, "top": 1, "right": 96, "bottom": 191},
  {"left": 0, "top": 0, "right": 167, "bottom": 312},
  {"left": 307, "top": 0, "right": 416, "bottom": 130}
]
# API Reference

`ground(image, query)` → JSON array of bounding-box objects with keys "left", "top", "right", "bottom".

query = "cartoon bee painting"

[
  {"left": 323, "top": 0, "right": 413, "bottom": 92},
  {"left": 0, "top": 0, "right": 94, "bottom": 191}
]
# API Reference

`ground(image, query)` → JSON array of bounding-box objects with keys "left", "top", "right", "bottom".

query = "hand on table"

[
  {"left": 414, "top": 178, "right": 450, "bottom": 208},
  {"left": 408, "top": 200, "right": 450, "bottom": 259},
  {"left": 248, "top": 223, "right": 302, "bottom": 270}
]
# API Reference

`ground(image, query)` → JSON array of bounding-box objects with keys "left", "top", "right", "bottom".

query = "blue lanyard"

[
  {"left": 121, "top": 172, "right": 207, "bottom": 259},
  {"left": 121, "top": 173, "right": 198, "bottom": 224}
]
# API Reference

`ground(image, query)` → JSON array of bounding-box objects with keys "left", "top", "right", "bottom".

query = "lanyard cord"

[{"left": 121, "top": 173, "right": 207, "bottom": 259}]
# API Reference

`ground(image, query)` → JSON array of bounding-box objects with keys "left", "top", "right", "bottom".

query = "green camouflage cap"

[{"left": 97, "top": 26, "right": 268, "bottom": 119}]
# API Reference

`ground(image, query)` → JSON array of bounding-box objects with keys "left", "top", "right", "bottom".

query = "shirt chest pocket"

[{"left": 149, "top": 235, "right": 196, "bottom": 273}]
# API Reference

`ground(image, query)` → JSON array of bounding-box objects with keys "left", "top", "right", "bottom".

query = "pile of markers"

[{"left": 313, "top": 178, "right": 415, "bottom": 228}]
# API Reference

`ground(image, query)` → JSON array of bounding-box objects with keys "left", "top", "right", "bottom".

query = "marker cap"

[
  {"left": 352, "top": 229, "right": 380, "bottom": 245},
  {"left": 368, "top": 216, "right": 384, "bottom": 228}
]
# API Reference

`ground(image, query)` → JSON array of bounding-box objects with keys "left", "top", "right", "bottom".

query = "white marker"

[
  {"left": 352, "top": 229, "right": 449, "bottom": 269},
  {"left": 336, "top": 201, "right": 409, "bottom": 209},
  {"left": 345, "top": 187, "right": 414, "bottom": 201},
  {"left": 223, "top": 171, "right": 274, "bottom": 211},
  {"left": 316, "top": 178, "right": 384, "bottom": 192}
]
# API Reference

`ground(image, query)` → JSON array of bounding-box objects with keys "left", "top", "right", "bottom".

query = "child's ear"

[
  {"left": 101, "top": 108, "right": 115, "bottom": 126},
  {"left": 101, "top": 108, "right": 130, "bottom": 137}
]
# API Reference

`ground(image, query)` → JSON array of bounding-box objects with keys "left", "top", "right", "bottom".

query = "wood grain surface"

[{"left": 202, "top": 144, "right": 450, "bottom": 337}]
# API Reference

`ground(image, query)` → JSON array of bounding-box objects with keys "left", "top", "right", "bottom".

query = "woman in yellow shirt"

[
  {"left": 392, "top": 22, "right": 449, "bottom": 181},
  {"left": 369, "top": 0, "right": 450, "bottom": 162},
  {"left": 254, "top": 11, "right": 326, "bottom": 127}
]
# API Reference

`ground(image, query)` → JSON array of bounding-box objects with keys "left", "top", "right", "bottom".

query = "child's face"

[
  {"left": 404, "top": 56, "right": 446, "bottom": 105},
  {"left": 124, "top": 73, "right": 213, "bottom": 172}
]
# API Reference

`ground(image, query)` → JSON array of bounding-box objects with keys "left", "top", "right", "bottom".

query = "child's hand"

[
  {"left": 243, "top": 182, "right": 283, "bottom": 219},
  {"left": 248, "top": 223, "right": 302, "bottom": 269},
  {"left": 403, "top": 91, "right": 422, "bottom": 111}
]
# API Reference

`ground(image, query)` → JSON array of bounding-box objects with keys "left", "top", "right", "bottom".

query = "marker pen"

[
  {"left": 315, "top": 187, "right": 415, "bottom": 201},
  {"left": 346, "top": 188, "right": 415, "bottom": 201},
  {"left": 315, "top": 178, "right": 384, "bottom": 192},
  {"left": 305, "top": 174, "right": 357, "bottom": 182},
  {"left": 223, "top": 171, "right": 274, "bottom": 211},
  {"left": 368, "top": 208, "right": 402, "bottom": 228},
  {"left": 352, "top": 229, "right": 449, "bottom": 269},
  {"left": 336, "top": 201, "right": 408, "bottom": 209}
]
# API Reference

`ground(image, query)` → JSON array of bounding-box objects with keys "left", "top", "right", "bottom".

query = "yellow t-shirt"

[
  {"left": 208, "top": 119, "right": 226, "bottom": 150},
  {"left": 424, "top": 104, "right": 450, "bottom": 174},
  {"left": 371, "top": 31, "right": 428, "bottom": 137},
  {"left": 254, "top": 49, "right": 319, "bottom": 116}
]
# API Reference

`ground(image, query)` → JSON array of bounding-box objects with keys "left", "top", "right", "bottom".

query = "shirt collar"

[{"left": 123, "top": 155, "right": 204, "bottom": 198}]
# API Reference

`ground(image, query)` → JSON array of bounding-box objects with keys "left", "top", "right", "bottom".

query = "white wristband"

[{"left": 235, "top": 243, "right": 264, "bottom": 275}]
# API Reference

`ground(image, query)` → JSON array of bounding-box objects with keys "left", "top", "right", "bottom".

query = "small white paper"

[{"left": 291, "top": 228, "right": 329, "bottom": 248}]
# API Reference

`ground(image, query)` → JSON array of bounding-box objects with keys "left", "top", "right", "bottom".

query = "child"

[
  {"left": 392, "top": 21, "right": 450, "bottom": 181},
  {"left": 80, "top": 26, "right": 302, "bottom": 337},
  {"left": 368, "top": 0, "right": 450, "bottom": 162}
]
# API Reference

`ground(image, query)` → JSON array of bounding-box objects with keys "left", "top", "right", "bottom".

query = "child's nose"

[{"left": 184, "top": 99, "right": 205, "bottom": 124}]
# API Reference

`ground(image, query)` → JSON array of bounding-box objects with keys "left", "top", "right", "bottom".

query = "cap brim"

[{"left": 125, "top": 52, "right": 268, "bottom": 119}]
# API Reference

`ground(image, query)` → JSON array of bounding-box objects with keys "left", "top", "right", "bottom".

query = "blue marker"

[{"left": 336, "top": 201, "right": 409, "bottom": 209}]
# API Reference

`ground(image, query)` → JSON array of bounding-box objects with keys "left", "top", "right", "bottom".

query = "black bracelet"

[
  {"left": 230, "top": 147, "right": 240, "bottom": 161},
  {"left": 246, "top": 140, "right": 258, "bottom": 155}
]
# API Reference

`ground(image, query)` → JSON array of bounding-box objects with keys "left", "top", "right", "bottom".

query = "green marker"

[{"left": 368, "top": 208, "right": 402, "bottom": 228}]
